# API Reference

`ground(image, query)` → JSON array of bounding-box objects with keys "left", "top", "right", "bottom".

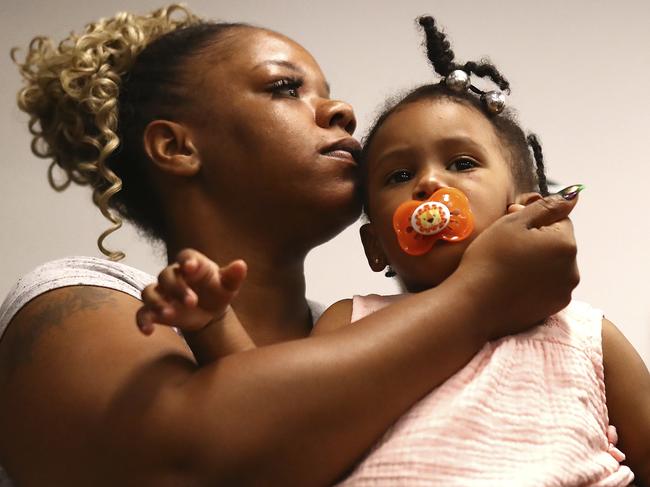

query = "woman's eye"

[
  {"left": 270, "top": 78, "right": 303, "bottom": 98},
  {"left": 448, "top": 158, "right": 478, "bottom": 172},
  {"left": 387, "top": 169, "right": 413, "bottom": 184}
]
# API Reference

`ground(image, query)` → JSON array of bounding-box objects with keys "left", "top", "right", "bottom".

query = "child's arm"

[
  {"left": 602, "top": 318, "right": 650, "bottom": 485},
  {"left": 137, "top": 249, "right": 255, "bottom": 365}
]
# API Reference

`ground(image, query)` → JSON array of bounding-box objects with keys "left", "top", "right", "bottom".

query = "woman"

[{"left": 0, "top": 5, "right": 579, "bottom": 485}]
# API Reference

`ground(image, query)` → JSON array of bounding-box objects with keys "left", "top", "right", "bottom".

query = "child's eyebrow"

[
  {"left": 370, "top": 146, "right": 418, "bottom": 175},
  {"left": 371, "top": 135, "right": 487, "bottom": 173},
  {"left": 436, "top": 135, "right": 485, "bottom": 154}
]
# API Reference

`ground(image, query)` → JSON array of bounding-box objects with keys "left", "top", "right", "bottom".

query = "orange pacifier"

[{"left": 392, "top": 187, "right": 474, "bottom": 256}]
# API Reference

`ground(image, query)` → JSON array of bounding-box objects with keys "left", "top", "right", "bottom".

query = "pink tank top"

[{"left": 339, "top": 295, "right": 634, "bottom": 486}]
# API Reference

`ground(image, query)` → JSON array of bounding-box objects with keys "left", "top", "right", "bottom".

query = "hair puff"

[{"left": 12, "top": 4, "right": 200, "bottom": 259}]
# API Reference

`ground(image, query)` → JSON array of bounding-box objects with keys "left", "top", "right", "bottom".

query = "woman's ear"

[
  {"left": 360, "top": 223, "right": 389, "bottom": 272},
  {"left": 143, "top": 120, "right": 201, "bottom": 176}
]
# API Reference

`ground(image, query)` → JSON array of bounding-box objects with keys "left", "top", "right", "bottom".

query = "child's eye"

[
  {"left": 386, "top": 169, "right": 413, "bottom": 184},
  {"left": 448, "top": 157, "right": 479, "bottom": 172},
  {"left": 269, "top": 78, "right": 303, "bottom": 98}
]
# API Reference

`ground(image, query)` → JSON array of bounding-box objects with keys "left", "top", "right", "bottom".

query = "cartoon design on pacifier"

[{"left": 392, "top": 187, "right": 474, "bottom": 256}]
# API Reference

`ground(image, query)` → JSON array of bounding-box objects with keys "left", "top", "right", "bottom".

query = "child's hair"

[
  {"left": 360, "top": 16, "right": 549, "bottom": 210},
  {"left": 12, "top": 5, "right": 251, "bottom": 259}
]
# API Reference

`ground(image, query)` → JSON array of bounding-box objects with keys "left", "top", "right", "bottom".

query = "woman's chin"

[{"left": 299, "top": 191, "right": 361, "bottom": 246}]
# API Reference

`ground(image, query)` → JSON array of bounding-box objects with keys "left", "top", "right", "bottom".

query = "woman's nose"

[
  {"left": 412, "top": 173, "right": 445, "bottom": 200},
  {"left": 315, "top": 99, "right": 357, "bottom": 135}
]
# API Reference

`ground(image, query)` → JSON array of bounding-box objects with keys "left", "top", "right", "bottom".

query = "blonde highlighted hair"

[{"left": 12, "top": 5, "right": 201, "bottom": 260}]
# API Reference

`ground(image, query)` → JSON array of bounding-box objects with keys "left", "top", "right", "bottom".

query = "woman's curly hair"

[{"left": 12, "top": 5, "right": 248, "bottom": 260}]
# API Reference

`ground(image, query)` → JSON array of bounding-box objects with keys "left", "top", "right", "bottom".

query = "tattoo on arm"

[{"left": 0, "top": 287, "right": 118, "bottom": 381}]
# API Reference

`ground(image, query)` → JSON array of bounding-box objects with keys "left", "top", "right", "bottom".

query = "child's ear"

[
  {"left": 359, "top": 223, "right": 389, "bottom": 272},
  {"left": 515, "top": 192, "right": 543, "bottom": 206},
  {"left": 508, "top": 192, "right": 542, "bottom": 214},
  {"left": 143, "top": 120, "right": 201, "bottom": 176}
]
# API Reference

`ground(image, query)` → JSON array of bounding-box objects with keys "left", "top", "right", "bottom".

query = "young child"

[{"left": 138, "top": 16, "right": 650, "bottom": 485}]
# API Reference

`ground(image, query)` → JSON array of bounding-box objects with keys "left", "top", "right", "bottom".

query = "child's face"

[{"left": 362, "top": 98, "right": 534, "bottom": 291}]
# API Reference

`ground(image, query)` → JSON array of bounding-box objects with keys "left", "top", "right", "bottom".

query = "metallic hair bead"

[
  {"left": 445, "top": 70, "right": 471, "bottom": 92},
  {"left": 481, "top": 90, "right": 506, "bottom": 114}
]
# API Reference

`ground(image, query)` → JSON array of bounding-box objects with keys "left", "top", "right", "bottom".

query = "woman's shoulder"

[
  {"left": 0, "top": 270, "right": 192, "bottom": 484},
  {"left": 0, "top": 256, "right": 155, "bottom": 342}
]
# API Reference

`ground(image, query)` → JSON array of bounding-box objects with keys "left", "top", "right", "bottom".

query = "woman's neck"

[
  {"left": 165, "top": 198, "right": 314, "bottom": 345},
  {"left": 229, "top": 257, "right": 313, "bottom": 346}
]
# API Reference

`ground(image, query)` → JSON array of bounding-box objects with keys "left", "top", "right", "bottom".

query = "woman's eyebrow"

[
  {"left": 253, "top": 60, "right": 331, "bottom": 96},
  {"left": 253, "top": 59, "right": 306, "bottom": 74}
]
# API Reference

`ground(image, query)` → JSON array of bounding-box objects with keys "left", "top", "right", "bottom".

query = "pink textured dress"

[{"left": 338, "top": 295, "right": 634, "bottom": 486}]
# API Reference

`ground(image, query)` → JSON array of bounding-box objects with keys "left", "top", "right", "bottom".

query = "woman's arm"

[
  {"left": 602, "top": 319, "right": 650, "bottom": 486},
  {"left": 0, "top": 196, "right": 580, "bottom": 486},
  {"left": 0, "top": 282, "right": 489, "bottom": 486}
]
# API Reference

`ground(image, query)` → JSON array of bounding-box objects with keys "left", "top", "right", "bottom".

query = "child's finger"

[
  {"left": 180, "top": 254, "right": 218, "bottom": 287},
  {"left": 180, "top": 256, "right": 199, "bottom": 275},
  {"left": 176, "top": 249, "right": 204, "bottom": 274},
  {"left": 180, "top": 257, "right": 246, "bottom": 311},
  {"left": 136, "top": 307, "right": 156, "bottom": 336},
  {"left": 142, "top": 284, "right": 169, "bottom": 312},
  {"left": 220, "top": 260, "right": 248, "bottom": 293},
  {"left": 158, "top": 264, "right": 193, "bottom": 304},
  {"left": 144, "top": 284, "right": 183, "bottom": 321}
]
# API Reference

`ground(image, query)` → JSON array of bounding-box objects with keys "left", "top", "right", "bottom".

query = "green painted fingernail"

[{"left": 558, "top": 184, "right": 585, "bottom": 200}]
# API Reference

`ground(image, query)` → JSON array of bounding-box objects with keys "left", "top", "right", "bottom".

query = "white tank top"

[{"left": 0, "top": 256, "right": 156, "bottom": 342}]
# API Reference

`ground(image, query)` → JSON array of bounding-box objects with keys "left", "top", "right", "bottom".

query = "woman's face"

[
  {"left": 184, "top": 28, "right": 361, "bottom": 248},
  {"left": 363, "top": 99, "right": 519, "bottom": 291}
]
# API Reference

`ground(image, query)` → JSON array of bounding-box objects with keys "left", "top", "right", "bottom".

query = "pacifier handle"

[{"left": 392, "top": 187, "right": 474, "bottom": 256}]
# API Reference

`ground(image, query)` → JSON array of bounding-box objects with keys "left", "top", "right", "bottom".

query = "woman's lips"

[
  {"left": 322, "top": 149, "right": 357, "bottom": 164},
  {"left": 319, "top": 137, "right": 362, "bottom": 165}
]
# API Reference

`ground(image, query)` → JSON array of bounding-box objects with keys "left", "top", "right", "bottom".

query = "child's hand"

[
  {"left": 137, "top": 249, "right": 247, "bottom": 336},
  {"left": 458, "top": 193, "right": 580, "bottom": 340}
]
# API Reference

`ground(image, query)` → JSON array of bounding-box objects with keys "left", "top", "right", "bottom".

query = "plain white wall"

[{"left": 1, "top": 0, "right": 649, "bottom": 365}]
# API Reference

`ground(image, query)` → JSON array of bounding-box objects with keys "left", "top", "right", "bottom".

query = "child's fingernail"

[
  {"left": 558, "top": 184, "right": 585, "bottom": 200},
  {"left": 161, "top": 306, "right": 173, "bottom": 317}
]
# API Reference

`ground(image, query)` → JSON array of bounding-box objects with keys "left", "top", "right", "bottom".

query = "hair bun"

[{"left": 12, "top": 4, "right": 199, "bottom": 259}]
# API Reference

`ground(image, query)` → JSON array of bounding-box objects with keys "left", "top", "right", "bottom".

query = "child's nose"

[{"left": 412, "top": 174, "right": 445, "bottom": 200}]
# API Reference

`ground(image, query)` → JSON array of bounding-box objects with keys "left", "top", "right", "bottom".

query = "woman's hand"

[{"left": 458, "top": 193, "right": 580, "bottom": 340}]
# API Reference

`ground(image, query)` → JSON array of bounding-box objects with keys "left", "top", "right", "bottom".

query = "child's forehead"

[
  {"left": 370, "top": 99, "right": 499, "bottom": 153},
  {"left": 374, "top": 99, "right": 494, "bottom": 143}
]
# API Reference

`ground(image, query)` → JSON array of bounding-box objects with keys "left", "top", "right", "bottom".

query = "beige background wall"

[{"left": 1, "top": 0, "right": 649, "bottom": 365}]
